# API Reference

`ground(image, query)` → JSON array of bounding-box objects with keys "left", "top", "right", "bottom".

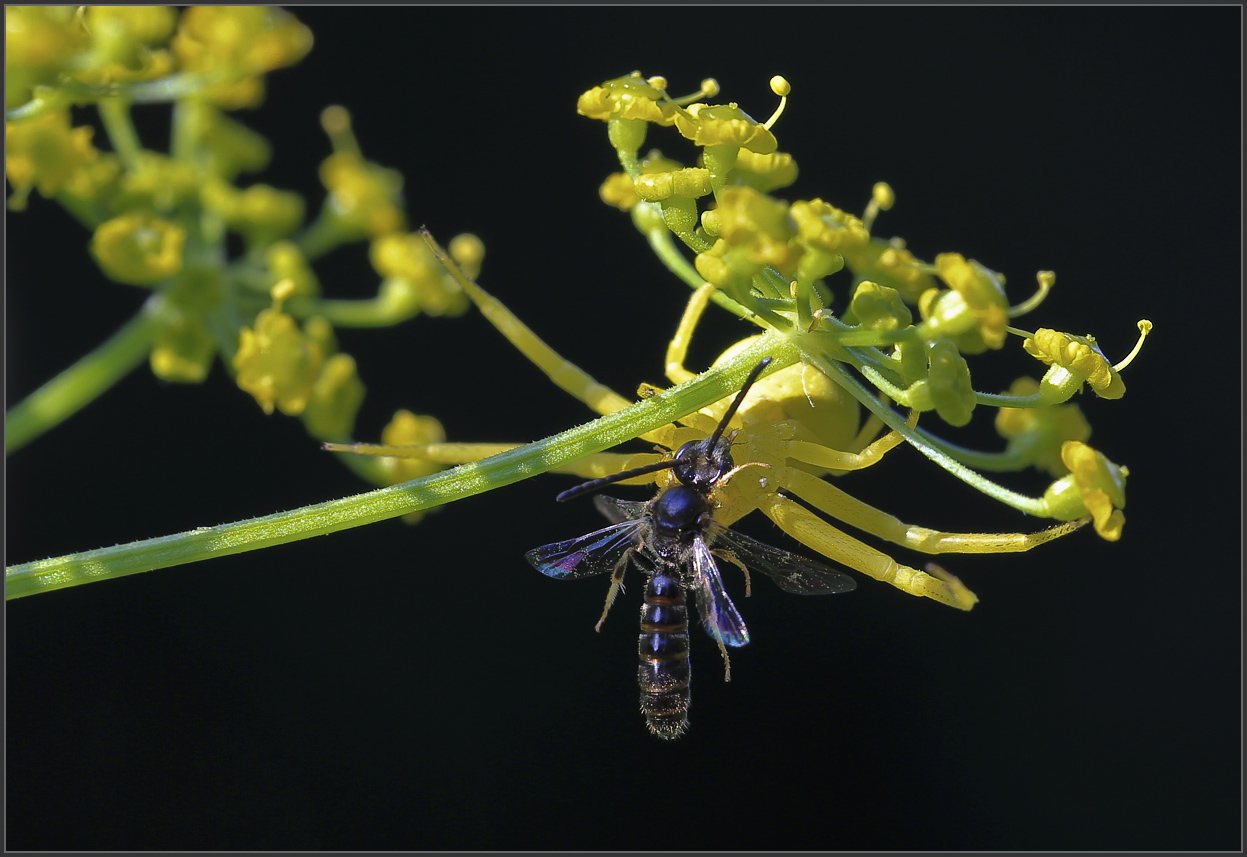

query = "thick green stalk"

[
  {"left": 803, "top": 344, "right": 1050, "bottom": 516},
  {"left": 6, "top": 333, "right": 797, "bottom": 599},
  {"left": 6, "top": 304, "right": 157, "bottom": 455}
]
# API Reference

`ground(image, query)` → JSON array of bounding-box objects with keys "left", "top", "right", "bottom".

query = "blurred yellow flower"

[{"left": 90, "top": 213, "right": 186, "bottom": 285}]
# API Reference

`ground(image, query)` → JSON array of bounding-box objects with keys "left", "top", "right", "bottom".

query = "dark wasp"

[{"left": 526, "top": 358, "right": 857, "bottom": 739}]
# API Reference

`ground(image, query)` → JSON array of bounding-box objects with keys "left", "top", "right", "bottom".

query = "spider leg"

[
  {"left": 426, "top": 230, "right": 643, "bottom": 419},
  {"left": 757, "top": 490, "right": 980, "bottom": 610},
  {"left": 782, "top": 467, "right": 1089, "bottom": 555},
  {"left": 665, "top": 283, "right": 718, "bottom": 385},
  {"left": 781, "top": 409, "right": 918, "bottom": 474}
]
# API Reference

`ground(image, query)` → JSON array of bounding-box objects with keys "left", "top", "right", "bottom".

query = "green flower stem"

[
  {"left": 643, "top": 220, "right": 705, "bottom": 289},
  {"left": 6, "top": 302, "right": 157, "bottom": 455},
  {"left": 97, "top": 97, "right": 143, "bottom": 171},
  {"left": 803, "top": 344, "right": 1050, "bottom": 517},
  {"left": 284, "top": 295, "right": 417, "bottom": 328},
  {"left": 170, "top": 96, "right": 207, "bottom": 165},
  {"left": 52, "top": 187, "right": 104, "bottom": 230},
  {"left": 897, "top": 432, "right": 1032, "bottom": 473},
  {"left": 5, "top": 72, "right": 225, "bottom": 123},
  {"left": 639, "top": 225, "right": 762, "bottom": 326},
  {"left": 294, "top": 209, "right": 349, "bottom": 261},
  {"left": 5, "top": 333, "right": 796, "bottom": 600}
]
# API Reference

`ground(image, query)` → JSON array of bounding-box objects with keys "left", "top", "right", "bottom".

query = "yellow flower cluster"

[
  {"left": 575, "top": 71, "right": 1149, "bottom": 542},
  {"left": 233, "top": 281, "right": 364, "bottom": 442},
  {"left": 5, "top": 8, "right": 484, "bottom": 462}
]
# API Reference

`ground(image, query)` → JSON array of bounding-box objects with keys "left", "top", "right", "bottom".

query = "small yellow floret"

[
  {"left": 1023, "top": 328, "right": 1126, "bottom": 399},
  {"left": 1042, "top": 441, "right": 1127, "bottom": 540},
  {"left": 233, "top": 306, "right": 325, "bottom": 416},
  {"left": 90, "top": 213, "right": 186, "bottom": 286}
]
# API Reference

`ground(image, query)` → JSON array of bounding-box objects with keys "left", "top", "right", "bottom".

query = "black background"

[{"left": 6, "top": 6, "right": 1240, "bottom": 851}]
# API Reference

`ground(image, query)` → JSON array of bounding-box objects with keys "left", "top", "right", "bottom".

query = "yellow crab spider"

[
  {"left": 328, "top": 235, "right": 1091, "bottom": 611},
  {"left": 649, "top": 284, "right": 1087, "bottom": 610}
]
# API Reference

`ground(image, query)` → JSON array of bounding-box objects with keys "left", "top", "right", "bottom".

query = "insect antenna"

[
  {"left": 556, "top": 459, "right": 679, "bottom": 503},
  {"left": 702, "top": 356, "right": 772, "bottom": 452},
  {"left": 555, "top": 357, "right": 774, "bottom": 504}
]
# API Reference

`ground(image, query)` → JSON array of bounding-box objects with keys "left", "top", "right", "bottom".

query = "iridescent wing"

[
  {"left": 592, "top": 494, "right": 648, "bottom": 525},
  {"left": 708, "top": 524, "right": 858, "bottom": 595},
  {"left": 525, "top": 519, "right": 648, "bottom": 580},
  {"left": 691, "top": 536, "right": 750, "bottom": 648}
]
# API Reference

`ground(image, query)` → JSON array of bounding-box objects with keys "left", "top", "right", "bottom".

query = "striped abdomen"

[{"left": 637, "top": 567, "right": 690, "bottom": 740}]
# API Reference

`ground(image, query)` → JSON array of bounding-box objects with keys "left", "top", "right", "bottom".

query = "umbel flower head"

[
  {"left": 574, "top": 69, "right": 1150, "bottom": 559},
  {"left": 171, "top": 6, "right": 312, "bottom": 108}
]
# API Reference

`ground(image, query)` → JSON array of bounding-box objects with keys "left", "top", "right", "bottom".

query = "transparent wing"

[
  {"left": 708, "top": 524, "right": 858, "bottom": 595},
  {"left": 525, "top": 519, "right": 648, "bottom": 580},
  {"left": 592, "top": 494, "right": 648, "bottom": 525},
  {"left": 691, "top": 537, "right": 750, "bottom": 648}
]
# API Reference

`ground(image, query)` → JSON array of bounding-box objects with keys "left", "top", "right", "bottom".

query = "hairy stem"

[{"left": 6, "top": 333, "right": 795, "bottom": 599}]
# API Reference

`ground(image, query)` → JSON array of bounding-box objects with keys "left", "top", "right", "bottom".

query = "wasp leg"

[
  {"left": 716, "top": 634, "right": 732, "bottom": 683},
  {"left": 594, "top": 548, "right": 635, "bottom": 632},
  {"left": 712, "top": 548, "right": 752, "bottom": 599}
]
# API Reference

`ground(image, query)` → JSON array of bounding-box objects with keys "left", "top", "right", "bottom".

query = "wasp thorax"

[{"left": 652, "top": 484, "right": 708, "bottom": 539}]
